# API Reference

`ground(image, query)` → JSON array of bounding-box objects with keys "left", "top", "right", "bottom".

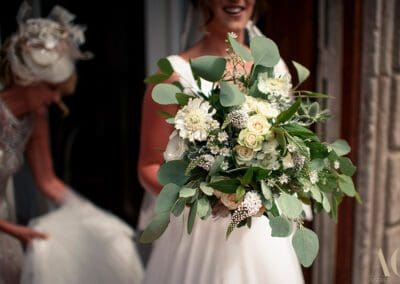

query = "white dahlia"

[{"left": 175, "top": 98, "right": 218, "bottom": 142}]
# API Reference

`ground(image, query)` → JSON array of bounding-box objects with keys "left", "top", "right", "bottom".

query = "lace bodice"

[{"left": 0, "top": 98, "right": 32, "bottom": 197}]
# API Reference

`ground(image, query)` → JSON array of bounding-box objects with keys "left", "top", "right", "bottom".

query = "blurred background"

[{"left": 1, "top": 0, "right": 399, "bottom": 283}]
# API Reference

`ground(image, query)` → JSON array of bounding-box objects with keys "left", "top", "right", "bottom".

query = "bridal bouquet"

[{"left": 141, "top": 33, "right": 361, "bottom": 267}]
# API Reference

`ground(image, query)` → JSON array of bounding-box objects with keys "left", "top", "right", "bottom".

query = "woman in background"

[
  {"left": 0, "top": 83, "right": 67, "bottom": 284},
  {"left": 138, "top": 0, "right": 304, "bottom": 283}
]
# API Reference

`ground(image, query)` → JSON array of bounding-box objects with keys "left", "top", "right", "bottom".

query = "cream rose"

[
  {"left": 247, "top": 114, "right": 271, "bottom": 135},
  {"left": 235, "top": 145, "right": 254, "bottom": 165},
  {"left": 238, "top": 129, "right": 264, "bottom": 151}
]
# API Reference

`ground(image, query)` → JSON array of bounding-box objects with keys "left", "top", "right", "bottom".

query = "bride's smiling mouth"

[{"left": 223, "top": 5, "right": 245, "bottom": 16}]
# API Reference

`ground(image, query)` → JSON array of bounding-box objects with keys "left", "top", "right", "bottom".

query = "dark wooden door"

[
  {"left": 39, "top": 0, "right": 146, "bottom": 226},
  {"left": 259, "top": 1, "right": 317, "bottom": 282}
]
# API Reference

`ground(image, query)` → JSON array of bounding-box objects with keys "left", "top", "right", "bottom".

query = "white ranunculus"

[
  {"left": 174, "top": 98, "right": 217, "bottom": 142},
  {"left": 163, "top": 130, "right": 188, "bottom": 162}
]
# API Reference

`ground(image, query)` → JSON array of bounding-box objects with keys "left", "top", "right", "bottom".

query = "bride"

[{"left": 138, "top": 0, "right": 305, "bottom": 283}]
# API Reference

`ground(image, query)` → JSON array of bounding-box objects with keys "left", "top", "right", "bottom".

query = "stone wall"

[{"left": 353, "top": 0, "right": 400, "bottom": 283}]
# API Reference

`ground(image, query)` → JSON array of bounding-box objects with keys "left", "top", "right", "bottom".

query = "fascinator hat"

[{"left": 0, "top": 2, "right": 92, "bottom": 89}]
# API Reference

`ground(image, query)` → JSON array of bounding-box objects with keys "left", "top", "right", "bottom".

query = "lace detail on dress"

[{"left": 0, "top": 98, "right": 32, "bottom": 193}]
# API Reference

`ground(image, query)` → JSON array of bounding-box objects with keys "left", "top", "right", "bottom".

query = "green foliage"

[
  {"left": 158, "top": 160, "right": 189, "bottom": 186},
  {"left": 292, "top": 227, "right": 319, "bottom": 267},
  {"left": 191, "top": 56, "right": 226, "bottom": 82},
  {"left": 269, "top": 216, "right": 293, "bottom": 237},
  {"left": 152, "top": 83, "right": 180, "bottom": 105},
  {"left": 250, "top": 36, "right": 280, "bottom": 67},
  {"left": 219, "top": 81, "right": 246, "bottom": 107}
]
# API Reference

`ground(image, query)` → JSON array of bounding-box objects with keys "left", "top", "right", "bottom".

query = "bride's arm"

[
  {"left": 138, "top": 83, "right": 178, "bottom": 195},
  {"left": 26, "top": 109, "right": 67, "bottom": 203},
  {"left": 0, "top": 219, "right": 48, "bottom": 245}
]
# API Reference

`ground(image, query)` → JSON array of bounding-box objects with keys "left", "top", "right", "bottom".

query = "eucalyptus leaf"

[
  {"left": 220, "top": 81, "right": 246, "bottom": 107},
  {"left": 250, "top": 36, "right": 280, "bottom": 67},
  {"left": 330, "top": 140, "right": 351, "bottom": 156},
  {"left": 155, "top": 183, "right": 181, "bottom": 215},
  {"left": 140, "top": 213, "right": 170, "bottom": 243},
  {"left": 310, "top": 185, "right": 322, "bottom": 203},
  {"left": 293, "top": 61, "right": 310, "bottom": 88},
  {"left": 171, "top": 198, "right": 186, "bottom": 217},
  {"left": 339, "top": 157, "right": 357, "bottom": 176},
  {"left": 158, "top": 160, "right": 189, "bottom": 186},
  {"left": 269, "top": 216, "right": 293, "bottom": 237},
  {"left": 338, "top": 175, "right": 356, "bottom": 197},
  {"left": 310, "top": 159, "right": 325, "bottom": 171},
  {"left": 197, "top": 197, "right": 211, "bottom": 218},
  {"left": 187, "top": 201, "right": 198, "bottom": 234},
  {"left": 277, "top": 193, "right": 303, "bottom": 219},
  {"left": 191, "top": 56, "right": 226, "bottom": 82},
  {"left": 152, "top": 83, "right": 180, "bottom": 105},
  {"left": 321, "top": 192, "right": 331, "bottom": 213},
  {"left": 228, "top": 34, "right": 253, "bottom": 61},
  {"left": 200, "top": 182, "right": 214, "bottom": 196},
  {"left": 292, "top": 227, "right": 319, "bottom": 267},
  {"left": 179, "top": 187, "right": 197, "bottom": 198},
  {"left": 261, "top": 180, "right": 272, "bottom": 200}
]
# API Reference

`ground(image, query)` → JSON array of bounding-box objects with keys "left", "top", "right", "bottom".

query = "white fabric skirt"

[
  {"left": 143, "top": 209, "right": 304, "bottom": 284},
  {"left": 20, "top": 191, "right": 143, "bottom": 284}
]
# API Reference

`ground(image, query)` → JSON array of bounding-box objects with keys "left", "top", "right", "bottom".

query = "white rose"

[
  {"left": 247, "top": 114, "right": 271, "bottom": 135},
  {"left": 238, "top": 129, "right": 264, "bottom": 151},
  {"left": 234, "top": 145, "right": 254, "bottom": 165},
  {"left": 163, "top": 130, "right": 188, "bottom": 162}
]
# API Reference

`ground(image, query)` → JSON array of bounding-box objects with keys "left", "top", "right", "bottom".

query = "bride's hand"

[{"left": 6, "top": 223, "right": 48, "bottom": 246}]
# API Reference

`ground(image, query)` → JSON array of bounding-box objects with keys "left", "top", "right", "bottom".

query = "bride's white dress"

[
  {"left": 20, "top": 191, "right": 144, "bottom": 284},
  {"left": 142, "top": 56, "right": 306, "bottom": 284}
]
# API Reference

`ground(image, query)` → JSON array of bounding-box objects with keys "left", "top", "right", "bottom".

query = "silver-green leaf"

[
  {"left": 292, "top": 227, "right": 319, "bottom": 267},
  {"left": 191, "top": 56, "right": 226, "bottom": 82},
  {"left": 269, "top": 215, "right": 293, "bottom": 237},
  {"left": 220, "top": 81, "right": 246, "bottom": 107},
  {"left": 228, "top": 34, "right": 253, "bottom": 61},
  {"left": 157, "top": 160, "right": 189, "bottom": 186},
  {"left": 155, "top": 183, "right": 181, "bottom": 215},
  {"left": 277, "top": 193, "right": 303, "bottom": 219},
  {"left": 250, "top": 36, "right": 280, "bottom": 67},
  {"left": 152, "top": 83, "right": 180, "bottom": 105},
  {"left": 293, "top": 61, "right": 310, "bottom": 88}
]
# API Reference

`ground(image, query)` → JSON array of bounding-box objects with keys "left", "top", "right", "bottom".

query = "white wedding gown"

[
  {"left": 142, "top": 56, "right": 306, "bottom": 284},
  {"left": 20, "top": 191, "right": 144, "bottom": 284}
]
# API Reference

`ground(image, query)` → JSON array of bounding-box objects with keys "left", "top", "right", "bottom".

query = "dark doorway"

[
  {"left": 1, "top": 0, "right": 146, "bottom": 227},
  {"left": 261, "top": 1, "right": 318, "bottom": 283}
]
